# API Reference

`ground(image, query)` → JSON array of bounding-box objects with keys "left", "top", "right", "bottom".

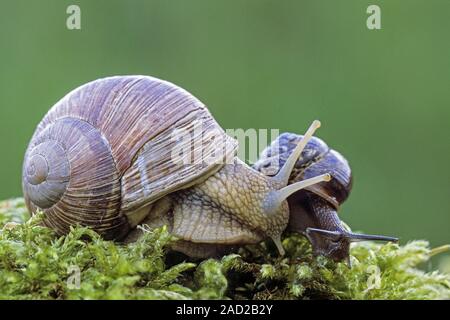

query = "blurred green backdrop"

[{"left": 0, "top": 1, "right": 448, "bottom": 247}]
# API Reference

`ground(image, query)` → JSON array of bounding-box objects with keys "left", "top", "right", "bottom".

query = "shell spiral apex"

[{"left": 23, "top": 140, "right": 70, "bottom": 209}]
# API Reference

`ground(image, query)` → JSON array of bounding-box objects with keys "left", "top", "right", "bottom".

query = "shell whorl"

[
  {"left": 23, "top": 140, "right": 69, "bottom": 208},
  {"left": 23, "top": 117, "right": 126, "bottom": 239}
]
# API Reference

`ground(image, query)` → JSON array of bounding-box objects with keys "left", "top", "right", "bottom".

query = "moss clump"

[{"left": 0, "top": 198, "right": 449, "bottom": 300}]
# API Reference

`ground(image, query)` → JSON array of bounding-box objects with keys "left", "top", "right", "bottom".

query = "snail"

[
  {"left": 253, "top": 133, "right": 398, "bottom": 264},
  {"left": 22, "top": 75, "right": 334, "bottom": 258}
]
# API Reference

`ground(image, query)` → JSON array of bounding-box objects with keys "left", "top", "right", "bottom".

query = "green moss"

[{"left": 0, "top": 198, "right": 449, "bottom": 300}]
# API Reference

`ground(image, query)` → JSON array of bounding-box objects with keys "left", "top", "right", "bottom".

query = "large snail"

[
  {"left": 253, "top": 133, "right": 398, "bottom": 264},
  {"left": 22, "top": 75, "right": 397, "bottom": 260}
]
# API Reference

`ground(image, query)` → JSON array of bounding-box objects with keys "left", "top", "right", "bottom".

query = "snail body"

[
  {"left": 253, "top": 133, "right": 398, "bottom": 263},
  {"left": 23, "top": 75, "right": 331, "bottom": 258}
]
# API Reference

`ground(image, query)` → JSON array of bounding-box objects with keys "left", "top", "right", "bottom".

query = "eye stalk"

[
  {"left": 263, "top": 120, "right": 333, "bottom": 217},
  {"left": 306, "top": 227, "right": 399, "bottom": 267},
  {"left": 306, "top": 227, "right": 399, "bottom": 243},
  {"left": 273, "top": 120, "right": 322, "bottom": 186},
  {"left": 274, "top": 173, "right": 331, "bottom": 204}
]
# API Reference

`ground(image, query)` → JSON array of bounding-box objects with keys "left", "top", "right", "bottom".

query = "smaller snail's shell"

[
  {"left": 253, "top": 132, "right": 352, "bottom": 208},
  {"left": 23, "top": 76, "right": 237, "bottom": 239}
]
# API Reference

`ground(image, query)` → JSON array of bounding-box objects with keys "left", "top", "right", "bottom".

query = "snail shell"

[
  {"left": 253, "top": 132, "right": 352, "bottom": 209},
  {"left": 22, "top": 76, "right": 237, "bottom": 239}
]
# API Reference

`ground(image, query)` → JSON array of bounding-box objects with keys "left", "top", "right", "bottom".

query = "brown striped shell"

[{"left": 22, "top": 76, "right": 237, "bottom": 240}]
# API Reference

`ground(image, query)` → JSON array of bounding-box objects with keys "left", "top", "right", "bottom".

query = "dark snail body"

[{"left": 253, "top": 133, "right": 397, "bottom": 263}]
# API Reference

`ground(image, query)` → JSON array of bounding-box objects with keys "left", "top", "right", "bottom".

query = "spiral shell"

[{"left": 23, "top": 76, "right": 237, "bottom": 239}]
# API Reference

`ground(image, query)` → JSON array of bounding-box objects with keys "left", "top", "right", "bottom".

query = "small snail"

[
  {"left": 253, "top": 133, "right": 398, "bottom": 264},
  {"left": 23, "top": 75, "right": 334, "bottom": 258}
]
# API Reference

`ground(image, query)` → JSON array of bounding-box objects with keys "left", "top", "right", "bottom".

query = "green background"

[{"left": 0, "top": 1, "right": 448, "bottom": 248}]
